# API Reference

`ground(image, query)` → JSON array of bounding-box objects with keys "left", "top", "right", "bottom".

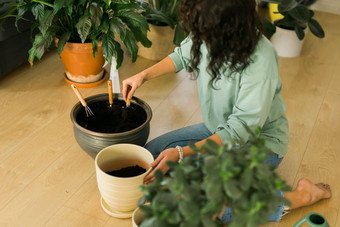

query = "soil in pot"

[
  {"left": 106, "top": 165, "right": 146, "bottom": 177},
  {"left": 76, "top": 99, "right": 147, "bottom": 133}
]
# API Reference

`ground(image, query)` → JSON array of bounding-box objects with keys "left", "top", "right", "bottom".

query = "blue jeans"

[
  {"left": 145, "top": 123, "right": 285, "bottom": 223},
  {"left": 145, "top": 123, "right": 283, "bottom": 168}
]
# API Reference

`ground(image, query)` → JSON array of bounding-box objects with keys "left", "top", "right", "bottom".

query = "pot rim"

[{"left": 70, "top": 93, "right": 152, "bottom": 137}]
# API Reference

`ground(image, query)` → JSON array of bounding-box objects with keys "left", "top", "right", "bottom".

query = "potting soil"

[
  {"left": 106, "top": 165, "right": 146, "bottom": 177},
  {"left": 76, "top": 100, "right": 147, "bottom": 133}
]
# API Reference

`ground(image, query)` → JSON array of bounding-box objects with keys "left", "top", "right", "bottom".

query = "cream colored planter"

[
  {"left": 270, "top": 26, "right": 305, "bottom": 58},
  {"left": 132, "top": 207, "right": 145, "bottom": 227},
  {"left": 95, "top": 144, "right": 154, "bottom": 218},
  {"left": 138, "top": 23, "right": 176, "bottom": 61}
]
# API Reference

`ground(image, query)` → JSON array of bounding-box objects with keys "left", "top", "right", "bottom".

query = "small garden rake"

[{"left": 71, "top": 84, "right": 94, "bottom": 117}]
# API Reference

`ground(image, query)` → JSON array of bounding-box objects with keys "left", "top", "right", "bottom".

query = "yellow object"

[{"left": 269, "top": 3, "right": 284, "bottom": 22}]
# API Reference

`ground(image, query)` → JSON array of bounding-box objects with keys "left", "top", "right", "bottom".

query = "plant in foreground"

[{"left": 138, "top": 127, "right": 291, "bottom": 227}]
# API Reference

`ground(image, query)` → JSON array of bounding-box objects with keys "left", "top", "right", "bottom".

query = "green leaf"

[
  {"left": 53, "top": 0, "right": 67, "bottom": 15},
  {"left": 223, "top": 179, "right": 242, "bottom": 199},
  {"left": 110, "top": 17, "right": 127, "bottom": 40},
  {"left": 278, "top": 0, "right": 299, "bottom": 12},
  {"left": 28, "top": 32, "right": 54, "bottom": 64},
  {"left": 102, "top": 32, "right": 115, "bottom": 64},
  {"left": 57, "top": 32, "right": 71, "bottom": 55},
  {"left": 90, "top": 4, "right": 103, "bottom": 28},
  {"left": 154, "top": 169, "right": 163, "bottom": 182},
  {"left": 76, "top": 15, "right": 92, "bottom": 43},
  {"left": 140, "top": 216, "right": 158, "bottom": 227},
  {"left": 112, "top": 41, "right": 124, "bottom": 68},
  {"left": 123, "top": 30, "right": 138, "bottom": 62},
  {"left": 91, "top": 39, "right": 98, "bottom": 58},
  {"left": 288, "top": 5, "right": 310, "bottom": 23},
  {"left": 308, "top": 19, "right": 325, "bottom": 38},
  {"left": 117, "top": 9, "right": 149, "bottom": 34},
  {"left": 148, "top": 11, "right": 175, "bottom": 27},
  {"left": 31, "top": 4, "right": 45, "bottom": 21},
  {"left": 38, "top": 10, "right": 54, "bottom": 36},
  {"left": 173, "top": 25, "right": 187, "bottom": 46},
  {"left": 295, "top": 26, "right": 305, "bottom": 40},
  {"left": 240, "top": 168, "right": 252, "bottom": 191},
  {"left": 130, "top": 26, "right": 152, "bottom": 48}
]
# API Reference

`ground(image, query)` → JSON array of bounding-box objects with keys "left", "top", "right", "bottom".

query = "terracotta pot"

[
  {"left": 95, "top": 144, "right": 154, "bottom": 218},
  {"left": 70, "top": 93, "right": 152, "bottom": 159},
  {"left": 55, "top": 38, "right": 106, "bottom": 85},
  {"left": 137, "top": 23, "right": 176, "bottom": 61},
  {"left": 270, "top": 26, "right": 305, "bottom": 58}
]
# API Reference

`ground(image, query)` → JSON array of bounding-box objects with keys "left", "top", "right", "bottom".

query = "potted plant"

[
  {"left": 70, "top": 92, "right": 152, "bottom": 159},
  {"left": 1, "top": 0, "right": 151, "bottom": 87},
  {"left": 136, "top": 127, "right": 291, "bottom": 226},
  {"left": 135, "top": 0, "right": 187, "bottom": 61},
  {"left": 262, "top": 0, "right": 325, "bottom": 57},
  {"left": 95, "top": 143, "right": 154, "bottom": 218}
]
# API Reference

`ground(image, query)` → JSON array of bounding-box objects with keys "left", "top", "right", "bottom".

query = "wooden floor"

[{"left": 0, "top": 11, "right": 339, "bottom": 227}]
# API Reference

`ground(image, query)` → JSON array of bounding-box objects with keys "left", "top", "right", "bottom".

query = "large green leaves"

[
  {"left": 76, "top": 15, "right": 92, "bottom": 43},
  {"left": 7, "top": 0, "right": 151, "bottom": 67},
  {"left": 28, "top": 31, "right": 54, "bottom": 65},
  {"left": 262, "top": 0, "right": 325, "bottom": 40},
  {"left": 102, "top": 31, "right": 124, "bottom": 68},
  {"left": 123, "top": 30, "right": 139, "bottom": 62},
  {"left": 56, "top": 31, "right": 71, "bottom": 54}
]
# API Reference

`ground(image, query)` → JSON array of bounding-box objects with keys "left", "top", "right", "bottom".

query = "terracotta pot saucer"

[{"left": 64, "top": 69, "right": 108, "bottom": 88}]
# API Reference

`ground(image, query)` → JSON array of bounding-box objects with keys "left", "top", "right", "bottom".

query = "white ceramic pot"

[
  {"left": 270, "top": 26, "right": 305, "bottom": 58},
  {"left": 95, "top": 144, "right": 154, "bottom": 218},
  {"left": 137, "top": 23, "right": 176, "bottom": 61},
  {"left": 132, "top": 207, "right": 145, "bottom": 227}
]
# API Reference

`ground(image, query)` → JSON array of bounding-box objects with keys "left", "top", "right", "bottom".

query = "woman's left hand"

[{"left": 143, "top": 147, "right": 179, "bottom": 184}]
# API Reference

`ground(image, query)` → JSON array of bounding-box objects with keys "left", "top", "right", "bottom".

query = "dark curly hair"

[{"left": 180, "top": 0, "right": 263, "bottom": 88}]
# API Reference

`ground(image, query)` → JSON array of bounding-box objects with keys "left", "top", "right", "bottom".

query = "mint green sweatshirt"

[{"left": 169, "top": 37, "right": 289, "bottom": 158}]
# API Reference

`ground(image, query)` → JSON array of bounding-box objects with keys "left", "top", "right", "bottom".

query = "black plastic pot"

[{"left": 70, "top": 93, "right": 152, "bottom": 159}]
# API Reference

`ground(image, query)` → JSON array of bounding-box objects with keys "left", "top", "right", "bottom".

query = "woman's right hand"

[{"left": 122, "top": 71, "right": 146, "bottom": 102}]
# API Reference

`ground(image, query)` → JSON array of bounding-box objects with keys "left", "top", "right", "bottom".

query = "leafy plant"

[
  {"left": 137, "top": 0, "right": 186, "bottom": 46},
  {"left": 0, "top": 0, "right": 152, "bottom": 68},
  {"left": 262, "top": 0, "right": 325, "bottom": 40},
  {"left": 138, "top": 127, "right": 291, "bottom": 227}
]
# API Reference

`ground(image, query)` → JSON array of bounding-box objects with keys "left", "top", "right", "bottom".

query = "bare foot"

[{"left": 290, "top": 178, "right": 332, "bottom": 209}]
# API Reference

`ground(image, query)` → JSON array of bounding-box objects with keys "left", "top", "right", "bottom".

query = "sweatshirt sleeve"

[{"left": 168, "top": 37, "right": 193, "bottom": 72}]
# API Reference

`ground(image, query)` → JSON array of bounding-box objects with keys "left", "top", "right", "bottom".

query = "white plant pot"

[
  {"left": 132, "top": 207, "right": 145, "bottom": 227},
  {"left": 137, "top": 23, "right": 176, "bottom": 61},
  {"left": 270, "top": 26, "right": 305, "bottom": 58},
  {"left": 95, "top": 144, "right": 154, "bottom": 218}
]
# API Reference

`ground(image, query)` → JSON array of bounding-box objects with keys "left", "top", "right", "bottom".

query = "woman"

[
  {"left": 122, "top": 0, "right": 331, "bottom": 222},
  {"left": 124, "top": 0, "right": 288, "bottom": 181}
]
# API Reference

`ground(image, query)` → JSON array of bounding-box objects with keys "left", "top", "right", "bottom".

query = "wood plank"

[
  {"left": 45, "top": 206, "right": 106, "bottom": 226},
  {"left": 275, "top": 11, "right": 340, "bottom": 184},
  {"left": 0, "top": 144, "right": 94, "bottom": 226},
  {"left": 64, "top": 174, "right": 110, "bottom": 222}
]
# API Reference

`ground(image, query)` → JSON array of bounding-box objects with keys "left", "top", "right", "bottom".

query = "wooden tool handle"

[
  {"left": 108, "top": 80, "right": 113, "bottom": 105},
  {"left": 126, "top": 86, "right": 131, "bottom": 107},
  {"left": 71, "top": 84, "right": 87, "bottom": 107}
]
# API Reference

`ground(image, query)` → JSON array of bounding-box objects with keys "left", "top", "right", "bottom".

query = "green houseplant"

[
  {"left": 261, "top": 0, "right": 324, "bottom": 57},
  {"left": 137, "top": 128, "right": 291, "bottom": 227},
  {"left": 1, "top": 0, "right": 151, "bottom": 85},
  {"left": 263, "top": 0, "right": 324, "bottom": 40},
  {"left": 134, "top": 0, "right": 186, "bottom": 61},
  {"left": 138, "top": 0, "right": 186, "bottom": 46}
]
